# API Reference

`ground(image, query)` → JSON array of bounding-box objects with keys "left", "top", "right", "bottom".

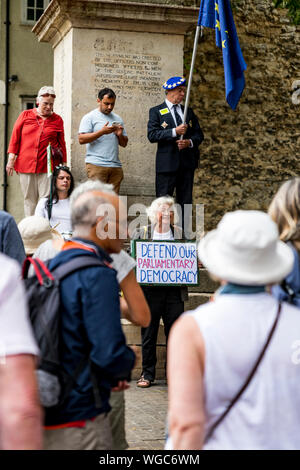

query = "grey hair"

[
  {"left": 146, "top": 196, "right": 179, "bottom": 225},
  {"left": 70, "top": 180, "right": 116, "bottom": 236}
]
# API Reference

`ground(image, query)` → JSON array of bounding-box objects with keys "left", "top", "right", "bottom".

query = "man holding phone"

[{"left": 78, "top": 88, "right": 128, "bottom": 193}]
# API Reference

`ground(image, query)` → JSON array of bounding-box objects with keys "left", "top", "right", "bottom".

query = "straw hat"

[
  {"left": 18, "top": 216, "right": 62, "bottom": 255},
  {"left": 198, "top": 210, "right": 294, "bottom": 285}
]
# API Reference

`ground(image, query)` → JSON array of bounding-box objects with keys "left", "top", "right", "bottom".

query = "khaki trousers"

[
  {"left": 43, "top": 413, "right": 113, "bottom": 450},
  {"left": 19, "top": 173, "right": 50, "bottom": 217},
  {"left": 109, "top": 391, "right": 128, "bottom": 450},
  {"left": 86, "top": 164, "right": 124, "bottom": 194}
]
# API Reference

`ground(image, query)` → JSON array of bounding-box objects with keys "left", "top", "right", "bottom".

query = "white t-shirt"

[
  {"left": 32, "top": 241, "right": 135, "bottom": 285},
  {"left": 153, "top": 229, "right": 174, "bottom": 240},
  {"left": 35, "top": 197, "right": 72, "bottom": 235},
  {"left": 111, "top": 250, "right": 136, "bottom": 284},
  {"left": 0, "top": 253, "right": 38, "bottom": 357},
  {"left": 78, "top": 108, "right": 127, "bottom": 167}
]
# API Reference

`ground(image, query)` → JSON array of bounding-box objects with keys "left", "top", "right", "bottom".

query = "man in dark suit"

[{"left": 147, "top": 77, "right": 204, "bottom": 236}]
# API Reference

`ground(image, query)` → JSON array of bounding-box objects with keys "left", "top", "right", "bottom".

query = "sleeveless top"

[{"left": 189, "top": 292, "right": 300, "bottom": 450}]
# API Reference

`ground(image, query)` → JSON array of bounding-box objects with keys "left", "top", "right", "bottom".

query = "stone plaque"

[{"left": 93, "top": 44, "right": 162, "bottom": 100}]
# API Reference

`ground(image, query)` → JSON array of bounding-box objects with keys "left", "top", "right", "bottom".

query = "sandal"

[{"left": 137, "top": 375, "right": 152, "bottom": 388}]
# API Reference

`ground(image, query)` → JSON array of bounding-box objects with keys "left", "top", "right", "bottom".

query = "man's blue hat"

[{"left": 162, "top": 76, "right": 186, "bottom": 90}]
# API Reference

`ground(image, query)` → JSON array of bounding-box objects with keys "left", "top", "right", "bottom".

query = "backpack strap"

[
  {"left": 22, "top": 257, "right": 55, "bottom": 286},
  {"left": 50, "top": 255, "right": 108, "bottom": 281},
  {"left": 23, "top": 255, "right": 110, "bottom": 286}
]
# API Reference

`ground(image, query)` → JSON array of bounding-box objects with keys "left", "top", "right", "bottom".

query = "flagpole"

[{"left": 181, "top": 25, "right": 203, "bottom": 135}]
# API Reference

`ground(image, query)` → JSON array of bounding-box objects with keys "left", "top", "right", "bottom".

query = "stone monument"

[
  {"left": 33, "top": 0, "right": 199, "bottom": 378},
  {"left": 33, "top": 0, "right": 198, "bottom": 203}
]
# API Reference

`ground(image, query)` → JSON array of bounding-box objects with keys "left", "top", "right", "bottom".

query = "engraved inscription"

[{"left": 93, "top": 47, "right": 162, "bottom": 99}]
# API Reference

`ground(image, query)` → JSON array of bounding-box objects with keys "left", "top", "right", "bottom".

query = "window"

[
  {"left": 21, "top": 96, "right": 37, "bottom": 111},
  {"left": 22, "top": 0, "right": 50, "bottom": 25}
]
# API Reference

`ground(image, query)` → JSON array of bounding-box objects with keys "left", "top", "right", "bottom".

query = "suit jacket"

[{"left": 147, "top": 102, "right": 204, "bottom": 173}]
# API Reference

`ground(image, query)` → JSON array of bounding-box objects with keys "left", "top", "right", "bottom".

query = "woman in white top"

[
  {"left": 167, "top": 210, "right": 300, "bottom": 450},
  {"left": 35, "top": 165, "right": 74, "bottom": 237}
]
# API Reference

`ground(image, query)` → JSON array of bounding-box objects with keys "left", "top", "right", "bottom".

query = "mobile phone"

[{"left": 111, "top": 121, "right": 121, "bottom": 126}]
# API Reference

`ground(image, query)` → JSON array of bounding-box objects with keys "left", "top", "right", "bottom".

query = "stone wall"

[{"left": 182, "top": 0, "right": 300, "bottom": 230}]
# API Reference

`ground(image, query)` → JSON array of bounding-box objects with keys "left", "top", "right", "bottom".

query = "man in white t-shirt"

[
  {"left": 0, "top": 253, "right": 42, "bottom": 449},
  {"left": 78, "top": 88, "right": 128, "bottom": 194}
]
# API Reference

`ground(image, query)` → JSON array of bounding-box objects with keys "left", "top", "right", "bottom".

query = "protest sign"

[{"left": 131, "top": 240, "right": 199, "bottom": 286}]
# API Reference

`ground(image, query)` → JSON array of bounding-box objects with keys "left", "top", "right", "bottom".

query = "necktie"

[{"left": 173, "top": 105, "right": 183, "bottom": 126}]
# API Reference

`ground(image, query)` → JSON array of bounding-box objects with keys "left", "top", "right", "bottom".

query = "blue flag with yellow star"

[{"left": 198, "top": 0, "right": 247, "bottom": 110}]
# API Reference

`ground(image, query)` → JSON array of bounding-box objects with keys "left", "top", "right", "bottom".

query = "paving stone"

[
  {"left": 185, "top": 292, "right": 211, "bottom": 310},
  {"left": 125, "top": 380, "right": 168, "bottom": 450}
]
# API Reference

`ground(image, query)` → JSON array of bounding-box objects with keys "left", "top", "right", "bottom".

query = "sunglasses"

[
  {"left": 40, "top": 93, "right": 56, "bottom": 98},
  {"left": 55, "top": 165, "right": 70, "bottom": 171}
]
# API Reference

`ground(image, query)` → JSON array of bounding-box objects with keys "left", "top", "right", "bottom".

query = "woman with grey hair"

[
  {"left": 7, "top": 86, "right": 67, "bottom": 216},
  {"left": 135, "top": 195, "right": 182, "bottom": 240},
  {"left": 146, "top": 196, "right": 181, "bottom": 238},
  {"left": 131, "top": 195, "right": 187, "bottom": 388}
]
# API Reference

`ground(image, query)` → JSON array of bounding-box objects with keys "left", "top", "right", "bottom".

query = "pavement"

[{"left": 125, "top": 380, "right": 168, "bottom": 450}]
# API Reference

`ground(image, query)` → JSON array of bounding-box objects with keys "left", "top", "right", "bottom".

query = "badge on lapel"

[
  {"left": 159, "top": 108, "right": 170, "bottom": 116},
  {"left": 161, "top": 121, "right": 168, "bottom": 129}
]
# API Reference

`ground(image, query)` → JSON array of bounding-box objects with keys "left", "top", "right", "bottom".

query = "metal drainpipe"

[{"left": 2, "top": 0, "right": 10, "bottom": 211}]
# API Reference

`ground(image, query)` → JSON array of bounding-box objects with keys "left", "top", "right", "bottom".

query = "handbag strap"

[{"left": 205, "top": 302, "right": 282, "bottom": 443}]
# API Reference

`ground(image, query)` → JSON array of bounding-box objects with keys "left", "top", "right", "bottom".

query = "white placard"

[{"left": 134, "top": 241, "right": 198, "bottom": 285}]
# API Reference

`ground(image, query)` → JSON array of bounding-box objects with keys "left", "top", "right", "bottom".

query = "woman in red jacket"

[{"left": 6, "top": 86, "right": 66, "bottom": 217}]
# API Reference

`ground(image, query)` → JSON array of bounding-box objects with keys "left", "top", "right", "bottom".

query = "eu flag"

[{"left": 198, "top": 0, "right": 247, "bottom": 110}]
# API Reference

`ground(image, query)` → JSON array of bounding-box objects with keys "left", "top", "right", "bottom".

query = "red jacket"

[{"left": 8, "top": 108, "right": 67, "bottom": 173}]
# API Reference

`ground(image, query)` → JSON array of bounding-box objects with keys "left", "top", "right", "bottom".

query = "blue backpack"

[{"left": 22, "top": 255, "right": 105, "bottom": 408}]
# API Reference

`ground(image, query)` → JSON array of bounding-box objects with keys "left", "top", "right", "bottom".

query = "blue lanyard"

[{"left": 218, "top": 283, "right": 266, "bottom": 295}]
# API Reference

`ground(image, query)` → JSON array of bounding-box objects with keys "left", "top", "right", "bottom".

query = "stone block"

[
  {"left": 129, "top": 345, "right": 166, "bottom": 380},
  {"left": 190, "top": 268, "right": 219, "bottom": 293},
  {"left": 122, "top": 319, "right": 166, "bottom": 345},
  {"left": 185, "top": 292, "right": 211, "bottom": 311}
]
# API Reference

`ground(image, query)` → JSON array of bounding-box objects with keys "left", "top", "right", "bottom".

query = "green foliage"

[{"left": 274, "top": 0, "right": 300, "bottom": 24}]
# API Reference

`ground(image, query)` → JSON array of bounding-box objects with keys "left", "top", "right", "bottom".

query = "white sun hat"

[
  {"left": 198, "top": 210, "right": 294, "bottom": 285},
  {"left": 37, "top": 86, "right": 56, "bottom": 97},
  {"left": 18, "top": 216, "right": 62, "bottom": 255}
]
